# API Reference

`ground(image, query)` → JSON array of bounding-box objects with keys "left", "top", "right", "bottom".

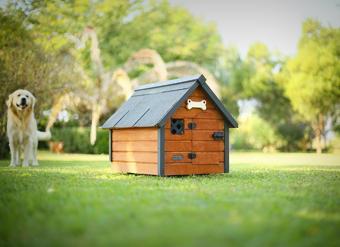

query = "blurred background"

[{"left": 0, "top": 0, "right": 339, "bottom": 157}]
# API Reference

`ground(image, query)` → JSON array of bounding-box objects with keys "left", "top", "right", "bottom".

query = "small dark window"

[{"left": 171, "top": 119, "right": 184, "bottom": 135}]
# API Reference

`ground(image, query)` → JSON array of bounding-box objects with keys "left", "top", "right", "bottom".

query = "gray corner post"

[
  {"left": 158, "top": 126, "right": 165, "bottom": 176},
  {"left": 109, "top": 129, "right": 112, "bottom": 162},
  {"left": 224, "top": 123, "right": 229, "bottom": 173}
]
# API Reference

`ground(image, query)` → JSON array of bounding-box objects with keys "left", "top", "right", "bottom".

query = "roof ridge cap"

[{"left": 134, "top": 74, "right": 204, "bottom": 91}]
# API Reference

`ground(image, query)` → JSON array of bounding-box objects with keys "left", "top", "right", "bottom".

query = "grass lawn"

[{"left": 0, "top": 152, "right": 339, "bottom": 247}]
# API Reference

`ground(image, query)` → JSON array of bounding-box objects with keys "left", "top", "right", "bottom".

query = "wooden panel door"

[
  {"left": 190, "top": 119, "right": 225, "bottom": 167},
  {"left": 165, "top": 118, "right": 224, "bottom": 175}
]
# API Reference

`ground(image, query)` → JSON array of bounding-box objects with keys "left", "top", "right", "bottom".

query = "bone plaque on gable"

[{"left": 186, "top": 99, "right": 207, "bottom": 111}]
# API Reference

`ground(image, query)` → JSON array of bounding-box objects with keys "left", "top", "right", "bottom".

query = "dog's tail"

[{"left": 37, "top": 129, "right": 51, "bottom": 141}]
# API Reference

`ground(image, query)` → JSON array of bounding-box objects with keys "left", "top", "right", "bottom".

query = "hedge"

[{"left": 51, "top": 127, "right": 109, "bottom": 154}]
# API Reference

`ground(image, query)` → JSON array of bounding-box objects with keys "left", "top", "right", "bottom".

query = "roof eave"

[{"left": 101, "top": 74, "right": 238, "bottom": 129}]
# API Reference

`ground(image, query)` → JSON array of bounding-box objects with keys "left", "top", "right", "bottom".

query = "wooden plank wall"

[
  {"left": 111, "top": 128, "right": 158, "bottom": 175},
  {"left": 164, "top": 87, "right": 225, "bottom": 176}
]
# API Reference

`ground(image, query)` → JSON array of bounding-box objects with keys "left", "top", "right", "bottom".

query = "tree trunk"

[
  {"left": 46, "top": 94, "right": 67, "bottom": 131},
  {"left": 84, "top": 27, "right": 105, "bottom": 145},
  {"left": 314, "top": 114, "right": 325, "bottom": 154},
  {"left": 315, "top": 128, "right": 322, "bottom": 154},
  {"left": 90, "top": 103, "right": 101, "bottom": 145}
]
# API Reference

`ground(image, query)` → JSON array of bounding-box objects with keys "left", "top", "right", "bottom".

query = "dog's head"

[{"left": 6, "top": 89, "right": 36, "bottom": 111}]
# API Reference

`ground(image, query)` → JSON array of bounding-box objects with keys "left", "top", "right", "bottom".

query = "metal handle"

[{"left": 212, "top": 132, "right": 224, "bottom": 140}]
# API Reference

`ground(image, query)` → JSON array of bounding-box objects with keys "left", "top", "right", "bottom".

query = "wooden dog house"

[{"left": 102, "top": 74, "right": 238, "bottom": 176}]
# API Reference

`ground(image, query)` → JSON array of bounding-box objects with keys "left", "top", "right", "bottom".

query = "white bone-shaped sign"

[{"left": 186, "top": 99, "right": 207, "bottom": 111}]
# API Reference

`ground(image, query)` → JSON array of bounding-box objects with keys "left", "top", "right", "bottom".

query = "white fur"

[{"left": 6, "top": 89, "right": 50, "bottom": 167}]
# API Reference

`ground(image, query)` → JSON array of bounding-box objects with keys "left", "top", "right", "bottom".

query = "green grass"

[{"left": 0, "top": 152, "right": 339, "bottom": 247}]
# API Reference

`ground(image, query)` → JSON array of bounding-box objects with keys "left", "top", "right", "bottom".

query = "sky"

[{"left": 169, "top": 0, "right": 340, "bottom": 56}]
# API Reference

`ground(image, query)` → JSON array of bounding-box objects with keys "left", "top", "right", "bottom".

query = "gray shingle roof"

[{"left": 102, "top": 74, "right": 238, "bottom": 129}]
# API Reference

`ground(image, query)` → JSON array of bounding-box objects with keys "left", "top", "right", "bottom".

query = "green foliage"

[
  {"left": 217, "top": 46, "right": 245, "bottom": 117},
  {"left": 127, "top": 64, "right": 154, "bottom": 79},
  {"left": 329, "top": 135, "right": 340, "bottom": 153},
  {"left": 281, "top": 19, "right": 340, "bottom": 121},
  {"left": 279, "top": 19, "right": 340, "bottom": 152},
  {"left": 220, "top": 42, "right": 309, "bottom": 151},
  {"left": 0, "top": 10, "right": 74, "bottom": 158},
  {"left": 5, "top": 0, "right": 226, "bottom": 132},
  {"left": 231, "top": 115, "right": 281, "bottom": 151},
  {"left": 28, "top": 0, "right": 136, "bottom": 66},
  {"left": 24, "top": 0, "right": 223, "bottom": 70},
  {"left": 0, "top": 152, "right": 339, "bottom": 246},
  {"left": 117, "top": 0, "right": 223, "bottom": 66},
  {"left": 230, "top": 130, "right": 254, "bottom": 150},
  {"left": 2, "top": 1, "right": 338, "bottom": 154},
  {"left": 1, "top": 0, "right": 226, "bottom": 149},
  {"left": 51, "top": 127, "right": 108, "bottom": 154}
]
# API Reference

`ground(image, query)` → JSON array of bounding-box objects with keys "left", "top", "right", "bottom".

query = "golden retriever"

[{"left": 6, "top": 89, "right": 51, "bottom": 167}]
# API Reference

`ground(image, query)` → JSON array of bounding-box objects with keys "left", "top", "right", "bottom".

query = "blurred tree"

[
  {"left": 217, "top": 46, "right": 247, "bottom": 117},
  {"left": 11, "top": 0, "right": 138, "bottom": 145},
  {"left": 114, "top": 0, "right": 223, "bottom": 66},
  {"left": 245, "top": 43, "right": 311, "bottom": 151},
  {"left": 6, "top": 0, "right": 225, "bottom": 144},
  {"left": 25, "top": 0, "right": 223, "bottom": 73},
  {"left": 0, "top": 10, "right": 76, "bottom": 158},
  {"left": 279, "top": 19, "right": 340, "bottom": 153},
  {"left": 231, "top": 114, "right": 280, "bottom": 151},
  {"left": 221, "top": 42, "right": 310, "bottom": 151}
]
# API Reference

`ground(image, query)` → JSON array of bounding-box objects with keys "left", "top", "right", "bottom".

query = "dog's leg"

[
  {"left": 9, "top": 140, "right": 16, "bottom": 167},
  {"left": 32, "top": 139, "right": 39, "bottom": 166},
  {"left": 22, "top": 140, "right": 31, "bottom": 167},
  {"left": 15, "top": 148, "right": 20, "bottom": 166}
]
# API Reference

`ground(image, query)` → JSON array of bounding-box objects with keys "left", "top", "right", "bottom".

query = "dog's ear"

[{"left": 6, "top": 93, "right": 13, "bottom": 107}]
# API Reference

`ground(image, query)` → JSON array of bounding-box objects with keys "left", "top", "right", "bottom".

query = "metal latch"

[
  {"left": 172, "top": 154, "right": 184, "bottom": 161},
  {"left": 188, "top": 122, "right": 196, "bottom": 129},
  {"left": 188, "top": 152, "right": 197, "bottom": 159},
  {"left": 212, "top": 132, "right": 224, "bottom": 140}
]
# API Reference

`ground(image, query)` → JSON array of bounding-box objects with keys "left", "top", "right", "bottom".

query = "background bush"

[
  {"left": 230, "top": 115, "right": 282, "bottom": 151},
  {"left": 51, "top": 128, "right": 109, "bottom": 154}
]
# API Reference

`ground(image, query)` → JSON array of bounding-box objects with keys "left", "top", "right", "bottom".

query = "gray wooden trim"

[
  {"left": 200, "top": 81, "right": 238, "bottom": 128},
  {"left": 224, "top": 123, "right": 229, "bottom": 173},
  {"left": 109, "top": 129, "right": 112, "bottom": 162},
  {"left": 158, "top": 127, "right": 165, "bottom": 176},
  {"left": 196, "top": 74, "right": 207, "bottom": 84}
]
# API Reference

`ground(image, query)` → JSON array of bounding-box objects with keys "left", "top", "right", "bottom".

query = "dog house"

[{"left": 102, "top": 74, "right": 238, "bottom": 176}]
